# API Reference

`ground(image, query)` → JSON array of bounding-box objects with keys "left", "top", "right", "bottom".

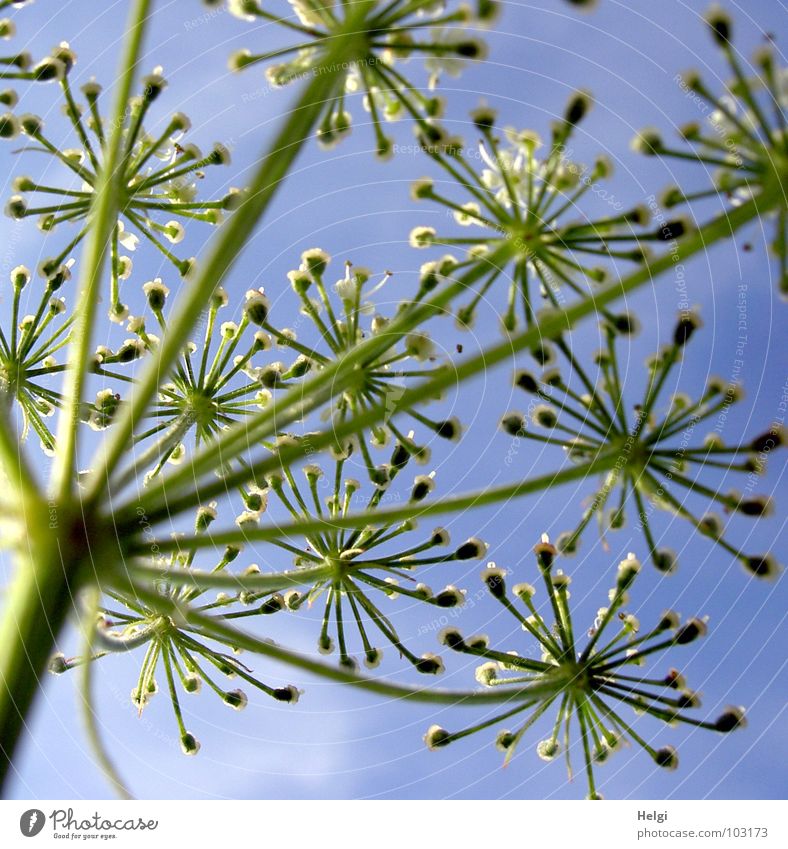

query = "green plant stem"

[
  {"left": 117, "top": 183, "right": 782, "bottom": 527},
  {"left": 0, "top": 0, "right": 154, "bottom": 792},
  {"left": 78, "top": 587, "right": 133, "bottom": 798},
  {"left": 0, "top": 505, "right": 77, "bottom": 788},
  {"left": 84, "top": 8, "right": 374, "bottom": 505},
  {"left": 118, "top": 246, "right": 515, "bottom": 522},
  {"left": 123, "top": 454, "right": 617, "bottom": 567},
  {"left": 50, "top": 0, "right": 153, "bottom": 501},
  {"left": 113, "top": 575, "right": 567, "bottom": 707}
]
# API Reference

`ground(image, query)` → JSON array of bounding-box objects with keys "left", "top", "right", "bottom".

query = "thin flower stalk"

[
  {"left": 632, "top": 5, "right": 788, "bottom": 297},
  {"left": 410, "top": 97, "right": 687, "bottom": 331},
  {"left": 500, "top": 311, "right": 783, "bottom": 578},
  {"left": 3, "top": 53, "right": 237, "bottom": 320},
  {"left": 226, "top": 0, "right": 497, "bottom": 154}
]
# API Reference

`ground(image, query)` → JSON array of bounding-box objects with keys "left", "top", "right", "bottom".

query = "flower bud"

[
  {"left": 750, "top": 426, "right": 783, "bottom": 453},
  {"left": 32, "top": 57, "right": 65, "bottom": 82},
  {"left": 741, "top": 554, "right": 780, "bottom": 579},
  {"left": 500, "top": 411, "right": 526, "bottom": 436},
  {"left": 258, "top": 594, "right": 284, "bottom": 615},
  {"left": 483, "top": 564, "right": 507, "bottom": 598},
  {"left": 143, "top": 278, "right": 169, "bottom": 311},
  {"left": 536, "top": 739, "right": 560, "bottom": 761},
  {"left": 737, "top": 495, "right": 772, "bottom": 517},
  {"left": 431, "top": 527, "right": 450, "bottom": 546},
  {"left": 564, "top": 90, "right": 593, "bottom": 125},
  {"left": 631, "top": 127, "right": 663, "bottom": 155},
  {"left": 5, "top": 194, "right": 26, "bottom": 219},
  {"left": 409, "top": 226, "right": 436, "bottom": 248},
  {"left": 11, "top": 264, "right": 30, "bottom": 289},
  {"left": 654, "top": 746, "right": 679, "bottom": 770},
  {"left": 434, "top": 585, "right": 465, "bottom": 607},
  {"left": 534, "top": 537, "right": 557, "bottom": 569},
  {"left": 455, "top": 537, "right": 487, "bottom": 559},
  {"left": 411, "top": 473, "right": 435, "bottom": 502},
  {"left": 705, "top": 4, "right": 732, "bottom": 45},
  {"left": 142, "top": 69, "right": 166, "bottom": 101},
  {"left": 223, "top": 689, "right": 248, "bottom": 710},
  {"left": 48, "top": 653, "right": 70, "bottom": 675},
  {"left": 415, "top": 653, "right": 444, "bottom": 675},
  {"left": 714, "top": 706, "right": 746, "bottom": 732},
  {"left": 180, "top": 732, "right": 200, "bottom": 755},
  {"left": 657, "top": 610, "right": 680, "bottom": 631},
  {"left": 195, "top": 502, "right": 218, "bottom": 533},
  {"left": 301, "top": 247, "right": 330, "bottom": 278},
  {"left": 674, "top": 310, "right": 702, "bottom": 346},
  {"left": 495, "top": 730, "right": 517, "bottom": 752},
  {"left": 675, "top": 617, "right": 707, "bottom": 644},
  {"left": 424, "top": 725, "right": 451, "bottom": 750},
  {"left": 532, "top": 404, "right": 558, "bottom": 428},
  {"left": 0, "top": 112, "right": 19, "bottom": 138},
  {"left": 243, "top": 289, "right": 270, "bottom": 325},
  {"left": 653, "top": 548, "right": 678, "bottom": 574},
  {"left": 439, "top": 627, "right": 465, "bottom": 649},
  {"left": 434, "top": 418, "right": 462, "bottom": 440},
  {"left": 475, "top": 662, "right": 498, "bottom": 686},
  {"left": 411, "top": 178, "right": 434, "bottom": 200}
]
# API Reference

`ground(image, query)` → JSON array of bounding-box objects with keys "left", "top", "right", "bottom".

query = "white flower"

[{"left": 117, "top": 220, "right": 138, "bottom": 251}]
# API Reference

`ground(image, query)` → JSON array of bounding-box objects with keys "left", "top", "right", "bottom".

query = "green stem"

[
  {"left": 122, "top": 454, "right": 617, "bottom": 563},
  {"left": 0, "top": 0, "right": 153, "bottom": 792},
  {"left": 84, "top": 8, "right": 373, "bottom": 504},
  {"left": 114, "top": 575, "right": 566, "bottom": 707},
  {"left": 121, "top": 183, "right": 782, "bottom": 526}
]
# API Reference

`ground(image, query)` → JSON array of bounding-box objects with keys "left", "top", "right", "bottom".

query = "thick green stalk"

[
  {"left": 119, "top": 246, "right": 515, "bottom": 521},
  {"left": 0, "top": 504, "right": 84, "bottom": 788},
  {"left": 122, "top": 454, "right": 617, "bottom": 564},
  {"left": 50, "top": 0, "right": 153, "bottom": 501},
  {"left": 118, "top": 182, "right": 783, "bottom": 527},
  {"left": 0, "top": 0, "right": 154, "bottom": 792},
  {"left": 84, "top": 8, "right": 374, "bottom": 503},
  {"left": 114, "top": 576, "right": 567, "bottom": 707}
]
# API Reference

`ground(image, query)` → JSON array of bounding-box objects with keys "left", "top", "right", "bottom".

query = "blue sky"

[{"left": 1, "top": 0, "right": 786, "bottom": 800}]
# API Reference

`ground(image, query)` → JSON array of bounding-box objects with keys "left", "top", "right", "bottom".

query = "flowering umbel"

[
  {"left": 425, "top": 538, "right": 746, "bottom": 799},
  {"left": 500, "top": 311, "right": 782, "bottom": 578},
  {"left": 632, "top": 5, "right": 788, "bottom": 297},
  {"left": 226, "top": 445, "right": 486, "bottom": 671},
  {"left": 3, "top": 55, "right": 238, "bottom": 320},
  {"left": 49, "top": 506, "right": 300, "bottom": 757},
  {"left": 124, "top": 282, "right": 278, "bottom": 476},
  {"left": 226, "top": 0, "right": 495, "bottom": 155},
  {"left": 410, "top": 97, "right": 683, "bottom": 331},
  {"left": 276, "top": 249, "right": 461, "bottom": 481}
]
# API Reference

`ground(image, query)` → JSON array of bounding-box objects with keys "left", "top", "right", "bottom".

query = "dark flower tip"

[
  {"left": 675, "top": 618, "right": 707, "bottom": 644},
  {"left": 714, "top": 706, "right": 746, "bottom": 732},
  {"left": 533, "top": 540, "right": 557, "bottom": 570},
  {"left": 706, "top": 5, "right": 732, "bottom": 46},
  {"left": 674, "top": 311, "right": 702, "bottom": 346},
  {"left": 742, "top": 555, "right": 779, "bottom": 579},
  {"left": 654, "top": 746, "right": 679, "bottom": 770},
  {"left": 514, "top": 370, "right": 539, "bottom": 393},
  {"left": 750, "top": 426, "right": 783, "bottom": 453}
]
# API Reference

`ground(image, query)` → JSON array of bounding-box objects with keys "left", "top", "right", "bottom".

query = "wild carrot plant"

[{"left": 0, "top": 0, "right": 783, "bottom": 800}]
